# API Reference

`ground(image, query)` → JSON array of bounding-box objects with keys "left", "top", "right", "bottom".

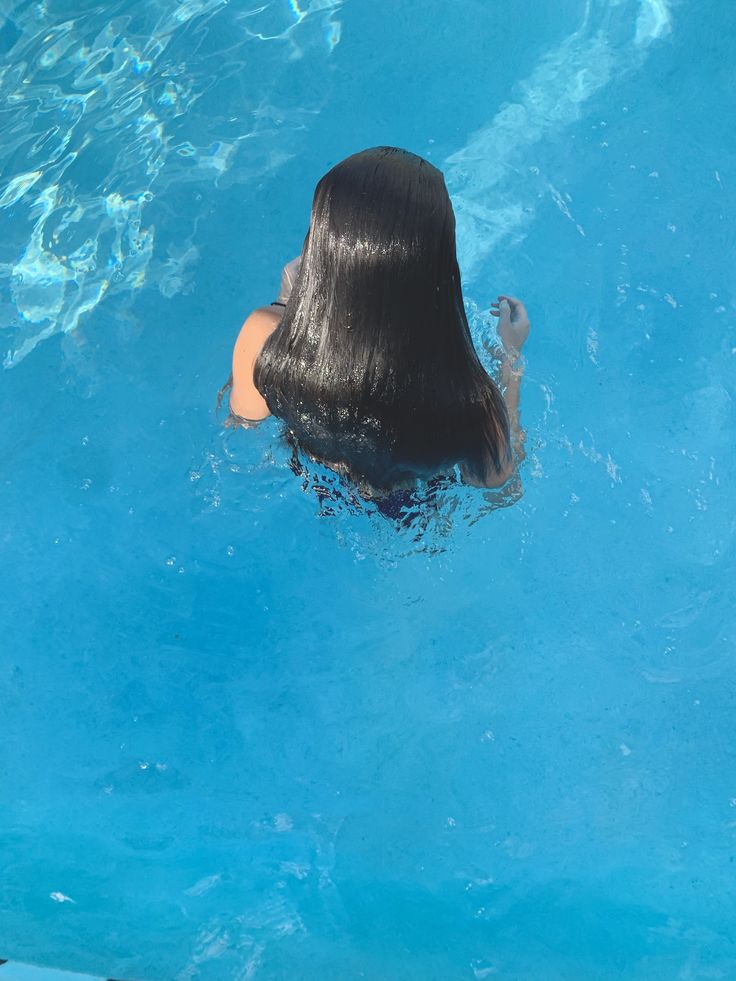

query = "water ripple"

[
  {"left": 446, "top": 0, "right": 673, "bottom": 283},
  {"left": 0, "top": 0, "right": 345, "bottom": 367}
]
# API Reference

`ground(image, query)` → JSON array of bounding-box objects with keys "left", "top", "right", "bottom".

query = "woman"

[{"left": 230, "top": 146, "right": 529, "bottom": 495}]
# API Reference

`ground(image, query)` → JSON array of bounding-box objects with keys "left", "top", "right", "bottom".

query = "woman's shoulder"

[
  {"left": 233, "top": 306, "right": 282, "bottom": 368},
  {"left": 242, "top": 305, "right": 283, "bottom": 334},
  {"left": 230, "top": 306, "right": 282, "bottom": 420}
]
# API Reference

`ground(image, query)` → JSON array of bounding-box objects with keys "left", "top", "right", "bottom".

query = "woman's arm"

[
  {"left": 491, "top": 294, "right": 529, "bottom": 462},
  {"left": 462, "top": 296, "right": 530, "bottom": 489},
  {"left": 229, "top": 307, "right": 282, "bottom": 421},
  {"left": 497, "top": 347, "right": 526, "bottom": 467},
  {"left": 228, "top": 259, "right": 300, "bottom": 422}
]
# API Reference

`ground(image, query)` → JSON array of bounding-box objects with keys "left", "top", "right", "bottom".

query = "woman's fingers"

[{"left": 495, "top": 295, "right": 529, "bottom": 327}]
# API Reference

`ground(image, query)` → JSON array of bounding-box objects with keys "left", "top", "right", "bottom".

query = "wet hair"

[{"left": 254, "top": 146, "right": 510, "bottom": 491}]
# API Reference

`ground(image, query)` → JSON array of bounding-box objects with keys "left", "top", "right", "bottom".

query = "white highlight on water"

[
  {"left": 49, "top": 891, "right": 76, "bottom": 903},
  {"left": 185, "top": 873, "right": 222, "bottom": 896},
  {"left": 446, "top": 0, "right": 672, "bottom": 282}
]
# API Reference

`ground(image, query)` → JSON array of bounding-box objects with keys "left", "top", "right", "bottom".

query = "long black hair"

[{"left": 254, "top": 146, "right": 510, "bottom": 491}]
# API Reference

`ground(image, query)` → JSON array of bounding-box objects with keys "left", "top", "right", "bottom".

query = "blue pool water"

[{"left": 1, "top": 0, "right": 735, "bottom": 978}]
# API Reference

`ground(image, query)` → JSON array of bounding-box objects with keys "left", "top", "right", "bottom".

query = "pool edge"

[{"left": 0, "top": 959, "right": 134, "bottom": 981}]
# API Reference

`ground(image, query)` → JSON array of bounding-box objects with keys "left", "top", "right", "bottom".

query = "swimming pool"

[{"left": 1, "top": 0, "right": 735, "bottom": 977}]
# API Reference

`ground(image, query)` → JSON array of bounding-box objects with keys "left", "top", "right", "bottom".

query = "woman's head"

[{"left": 254, "top": 146, "right": 510, "bottom": 489}]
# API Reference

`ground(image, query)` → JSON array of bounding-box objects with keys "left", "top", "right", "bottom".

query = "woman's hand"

[{"left": 491, "top": 295, "right": 530, "bottom": 357}]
